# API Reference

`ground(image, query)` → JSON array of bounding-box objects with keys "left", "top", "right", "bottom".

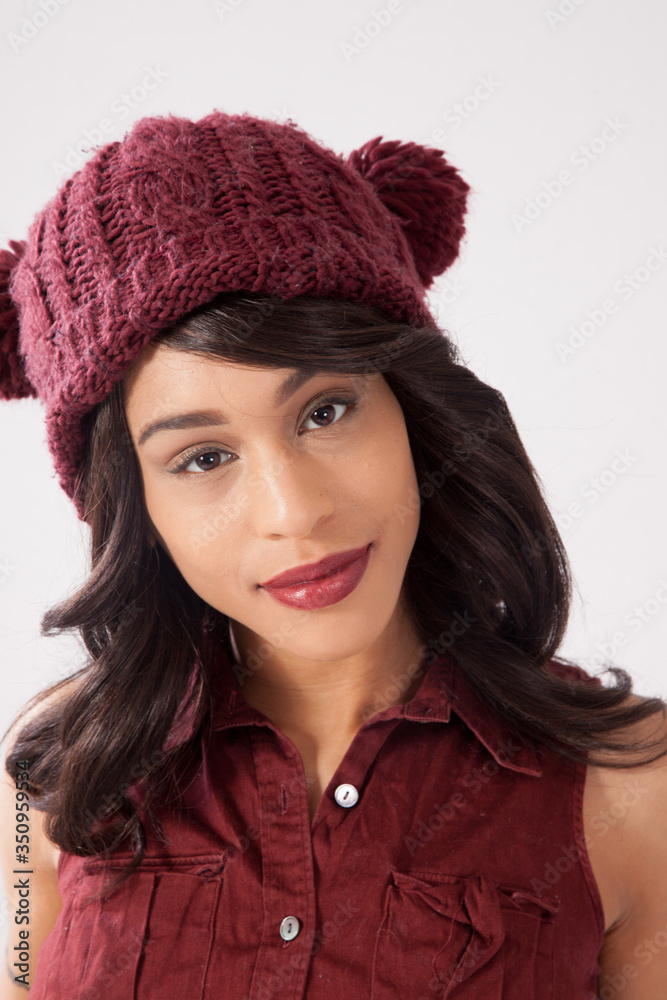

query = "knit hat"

[{"left": 0, "top": 108, "right": 471, "bottom": 521}]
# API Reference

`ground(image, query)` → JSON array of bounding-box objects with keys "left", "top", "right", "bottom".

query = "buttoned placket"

[
  {"left": 219, "top": 694, "right": 452, "bottom": 1000},
  {"left": 244, "top": 714, "right": 413, "bottom": 1000},
  {"left": 206, "top": 651, "right": 543, "bottom": 999}
]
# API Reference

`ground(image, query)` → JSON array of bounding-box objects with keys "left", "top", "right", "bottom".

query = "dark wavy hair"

[{"left": 4, "top": 292, "right": 666, "bottom": 893}]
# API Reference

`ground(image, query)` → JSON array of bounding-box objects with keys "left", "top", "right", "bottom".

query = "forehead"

[
  {"left": 122, "top": 342, "right": 233, "bottom": 391},
  {"left": 120, "top": 343, "right": 371, "bottom": 432},
  {"left": 123, "top": 344, "right": 301, "bottom": 398}
]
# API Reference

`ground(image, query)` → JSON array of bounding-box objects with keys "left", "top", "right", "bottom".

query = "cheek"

[
  {"left": 356, "top": 419, "right": 420, "bottom": 532},
  {"left": 156, "top": 513, "right": 247, "bottom": 614},
  {"left": 393, "top": 436, "right": 420, "bottom": 505},
  {"left": 380, "top": 415, "right": 417, "bottom": 490},
  {"left": 142, "top": 478, "right": 239, "bottom": 579}
]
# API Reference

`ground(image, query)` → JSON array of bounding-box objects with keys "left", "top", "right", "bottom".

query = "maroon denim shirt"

[{"left": 30, "top": 651, "right": 605, "bottom": 999}]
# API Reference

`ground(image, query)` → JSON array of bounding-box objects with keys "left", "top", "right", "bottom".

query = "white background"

[{"left": 0, "top": 0, "right": 665, "bottom": 835}]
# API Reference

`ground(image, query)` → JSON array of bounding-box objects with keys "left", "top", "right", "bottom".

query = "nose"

[{"left": 244, "top": 446, "right": 335, "bottom": 540}]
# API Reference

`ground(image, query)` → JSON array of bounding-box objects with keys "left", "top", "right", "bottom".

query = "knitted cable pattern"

[{"left": 0, "top": 108, "right": 471, "bottom": 519}]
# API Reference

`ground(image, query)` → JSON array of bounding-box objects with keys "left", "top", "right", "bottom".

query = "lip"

[
  {"left": 259, "top": 543, "right": 373, "bottom": 610},
  {"left": 259, "top": 544, "right": 372, "bottom": 589}
]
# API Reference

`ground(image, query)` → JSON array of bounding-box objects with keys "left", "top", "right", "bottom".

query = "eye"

[
  {"left": 300, "top": 396, "right": 356, "bottom": 432},
  {"left": 173, "top": 447, "right": 233, "bottom": 475},
  {"left": 171, "top": 394, "right": 358, "bottom": 477}
]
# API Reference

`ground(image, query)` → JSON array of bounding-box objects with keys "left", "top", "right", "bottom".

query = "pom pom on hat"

[
  {"left": 0, "top": 239, "right": 37, "bottom": 401},
  {"left": 346, "top": 137, "right": 471, "bottom": 288}
]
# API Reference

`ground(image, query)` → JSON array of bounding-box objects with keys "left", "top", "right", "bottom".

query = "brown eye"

[
  {"left": 310, "top": 404, "right": 340, "bottom": 426},
  {"left": 301, "top": 398, "right": 355, "bottom": 432},
  {"left": 174, "top": 448, "right": 231, "bottom": 475},
  {"left": 189, "top": 451, "right": 223, "bottom": 472}
]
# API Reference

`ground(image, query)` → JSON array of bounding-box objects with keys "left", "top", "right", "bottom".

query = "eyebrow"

[{"left": 137, "top": 370, "right": 331, "bottom": 447}]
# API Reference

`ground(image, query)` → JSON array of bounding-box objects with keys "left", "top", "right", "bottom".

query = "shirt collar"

[{"left": 206, "top": 644, "right": 542, "bottom": 777}]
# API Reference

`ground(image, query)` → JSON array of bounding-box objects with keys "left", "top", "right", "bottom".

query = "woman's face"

[{"left": 122, "top": 343, "right": 422, "bottom": 666}]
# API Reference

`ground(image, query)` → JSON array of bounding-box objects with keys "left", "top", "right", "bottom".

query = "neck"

[{"left": 229, "top": 615, "right": 428, "bottom": 744}]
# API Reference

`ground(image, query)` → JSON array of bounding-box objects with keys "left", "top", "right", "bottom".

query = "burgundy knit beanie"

[{"left": 0, "top": 108, "right": 470, "bottom": 521}]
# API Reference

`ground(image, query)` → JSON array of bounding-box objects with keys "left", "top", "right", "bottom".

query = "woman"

[{"left": 1, "top": 108, "right": 666, "bottom": 999}]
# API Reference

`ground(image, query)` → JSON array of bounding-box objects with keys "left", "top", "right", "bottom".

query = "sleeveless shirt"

[{"left": 28, "top": 650, "right": 606, "bottom": 999}]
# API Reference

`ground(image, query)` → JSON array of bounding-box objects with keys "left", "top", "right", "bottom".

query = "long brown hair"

[{"left": 4, "top": 292, "right": 666, "bottom": 891}]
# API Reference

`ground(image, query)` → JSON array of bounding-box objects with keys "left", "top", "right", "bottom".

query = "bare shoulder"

[{"left": 583, "top": 693, "right": 667, "bottom": 997}]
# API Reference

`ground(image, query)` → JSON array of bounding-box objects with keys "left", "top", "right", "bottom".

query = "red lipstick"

[{"left": 259, "top": 543, "right": 372, "bottom": 610}]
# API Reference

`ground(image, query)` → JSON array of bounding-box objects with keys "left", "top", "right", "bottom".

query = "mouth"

[
  {"left": 259, "top": 543, "right": 372, "bottom": 589},
  {"left": 259, "top": 543, "right": 373, "bottom": 610}
]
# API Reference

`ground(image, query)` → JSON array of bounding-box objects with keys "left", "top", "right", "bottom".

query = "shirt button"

[
  {"left": 334, "top": 783, "right": 359, "bottom": 808},
  {"left": 279, "top": 916, "right": 301, "bottom": 941}
]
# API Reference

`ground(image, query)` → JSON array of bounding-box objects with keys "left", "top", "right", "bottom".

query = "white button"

[
  {"left": 334, "top": 783, "right": 359, "bottom": 808},
  {"left": 279, "top": 916, "right": 301, "bottom": 941}
]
